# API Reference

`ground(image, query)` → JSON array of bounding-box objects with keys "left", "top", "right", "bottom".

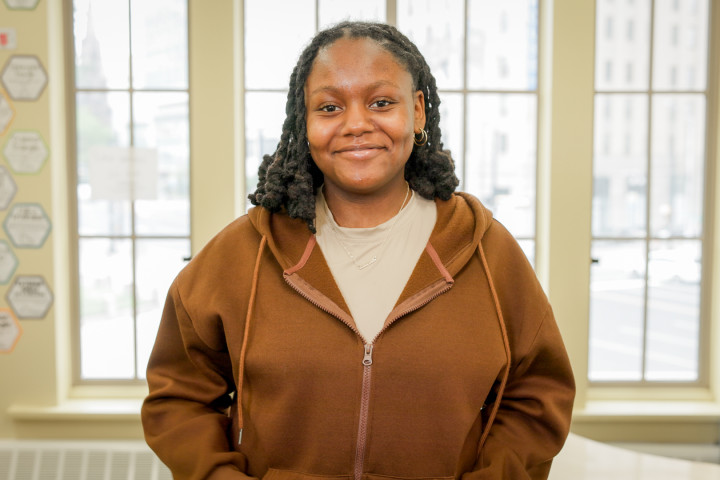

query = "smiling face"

[{"left": 304, "top": 37, "right": 426, "bottom": 200}]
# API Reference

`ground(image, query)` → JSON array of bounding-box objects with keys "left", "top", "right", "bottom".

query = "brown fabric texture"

[{"left": 141, "top": 193, "right": 575, "bottom": 480}]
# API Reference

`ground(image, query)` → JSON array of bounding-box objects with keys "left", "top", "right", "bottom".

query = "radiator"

[{"left": 0, "top": 440, "right": 172, "bottom": 480}]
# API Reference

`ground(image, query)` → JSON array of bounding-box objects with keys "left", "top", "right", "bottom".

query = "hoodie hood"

[{"left": 247, "top": 191, "right": 494, "bottom": 277}]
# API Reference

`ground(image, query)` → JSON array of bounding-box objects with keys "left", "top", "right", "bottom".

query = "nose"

[{"left": 342, "top": 102, "right": 373, "bottom": 136}]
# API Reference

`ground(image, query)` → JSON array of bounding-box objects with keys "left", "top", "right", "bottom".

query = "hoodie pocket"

[
  {"left": 362, "top": 475, "right": 454, "bottom": 480},
  {"left": 262, "top": 468, "right": 353, "bottom": 480},
  {"left": 262, "top": 469, "right": 454, "bottom": 480}
]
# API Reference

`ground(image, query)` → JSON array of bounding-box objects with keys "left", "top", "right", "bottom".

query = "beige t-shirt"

[{"left": 315, "top": 188, "right": 437, "bottom": 343}]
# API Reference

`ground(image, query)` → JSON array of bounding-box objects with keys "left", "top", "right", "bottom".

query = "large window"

[
  {"left": 244, "top": 0, "right": 539, "bottom": 263},
  {"left": 70, "top": 0, "right": 190, "bottom": 381},
  {"left": 589, "top": 0, "right": 710, "bottom": 383}
]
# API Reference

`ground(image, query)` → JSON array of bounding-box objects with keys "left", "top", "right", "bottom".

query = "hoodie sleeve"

[
  {"left": 141, "top": 280, "right": 256, "bottom": 480},
  {"left": 462, "top": 221, "right": 575, "bottom": 480},
  {"left": 462, "top": 306, "right": 575, "bottom": 480}
]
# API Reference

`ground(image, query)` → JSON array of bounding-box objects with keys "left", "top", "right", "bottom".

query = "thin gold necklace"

[{"left": 324, "top": 183, "right": 412, "bottom": 270}]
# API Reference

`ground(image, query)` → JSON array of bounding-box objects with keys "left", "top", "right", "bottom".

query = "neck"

[{"left": 324, "top": 182, "right": 411, "bottom": 228}]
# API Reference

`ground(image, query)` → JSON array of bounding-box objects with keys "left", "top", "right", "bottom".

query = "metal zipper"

[
  {"left": 284, "top": 273, "right": 453, "bottom": 480},
  {"left": 352, "top": 281, "right": 452, "bottom": 480},
  {"left": 376, "top": 280, "right": 453, "bottom": 340},
  {"left": 354, "top": 344, "right": 374, "bottom": 480},
  {"left": 285, "top": 273, "right": 373, "bottom": 480},
  {"left": 283, "top": 273, "right": 364, "bottom": 339}
]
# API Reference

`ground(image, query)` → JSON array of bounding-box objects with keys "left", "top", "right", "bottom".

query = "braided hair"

[{"left": 248, "top": 21, "right": 459, "bottom": 232}]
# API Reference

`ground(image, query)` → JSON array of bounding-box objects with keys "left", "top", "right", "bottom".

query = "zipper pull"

[{"left": 362, "top": 344, "right": 373, "bottom": 366}]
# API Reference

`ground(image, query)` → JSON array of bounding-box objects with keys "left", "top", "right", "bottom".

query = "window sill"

[
  {"left": 574, "top": 399, "right": 720, "bottom": 422},
  {"left": 572, "top": 400, "right": 720, "bottom": 443},
  {"left": 7, "top": 399, "right": 144, "bottom": 439},
  {"left": 7, "top": 399, "right": 142, "bottom": 422}
]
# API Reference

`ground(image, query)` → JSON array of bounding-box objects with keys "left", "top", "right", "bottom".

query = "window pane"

[
  {"left": 133, "top": 92, "right": 190, "bottom": 236},
  {"left": 77, "top": 91, "right": 132, "bottom": 235},
  {"left": 650, "top": 94, "right": 705, "bottom": 238},
  {"left": 319, "top": 0, "right": 385, "bottom": 30},
  {"left": 245, "top": 92, "right": 286, "bottom": 201},
  {"left": 130, "top": 0, "right": 188, "bottom": 89},
  {"left": 467, "top": 0, "right": 538, "bottom": 91},
  {"left": 589, "top": 240, "right": 646, "bottom": 381},
  {"left": 652, "top": 0, "right": 708, "bottom": 91},
  {"left": 595, "top": 0, "right": 651, "bottom": 91},
  {"left": 465, "top": 94, "right": 536, "bottom": 237},
  {"left": 397, "top": 0, "right": 464, "bottom": 90},
  {"left": 245, "top": 0, "right": 315, "bottom": 89},
  {"left": 645, "top": 239, "right": 701, "bottom": 381},
  {"left": 79, "top": 238, "right": 135, "bottom": 379},
  {"left": 437, "top": 92, "right": 464, "bottom": 188},
  {"left": 592, "top": 94, "right": 648, "bottom": 237},
  {"left": 73, "top": 0, "right": 130, "bottom": 89},
  {"left": 135, "top": 239, "right": 190, "bottom": 379}
]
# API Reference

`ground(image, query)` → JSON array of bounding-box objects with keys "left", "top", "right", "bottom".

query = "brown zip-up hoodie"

[{"left": 142, "top": 193, "right": 575, "bottom": 480}]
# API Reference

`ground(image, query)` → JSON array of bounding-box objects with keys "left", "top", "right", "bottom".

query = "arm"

[
  {"left": 463, "top": 220, "right": 575, "bottom": 479},
  {"left": 141, "top": 281, "right": 255, "bottom": 480},
  {"left": 463, "top": 306, "right": 575, "bottom": 479}
]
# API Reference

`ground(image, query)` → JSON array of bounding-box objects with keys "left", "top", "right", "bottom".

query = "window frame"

[{"left": 588, "top": 0, "right": 715, "bottom": 388}]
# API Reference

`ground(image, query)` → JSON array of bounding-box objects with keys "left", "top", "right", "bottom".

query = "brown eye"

[{"left": 320, "top": 104, "right": 339, "bottom": 112}]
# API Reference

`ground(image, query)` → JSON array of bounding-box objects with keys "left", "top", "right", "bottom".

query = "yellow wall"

[
  {"left": 0, "top": 0, "right": 59, "bottom": 437},
  {"left": 0, "top": 0, "right": 241, "bottom": 439}
]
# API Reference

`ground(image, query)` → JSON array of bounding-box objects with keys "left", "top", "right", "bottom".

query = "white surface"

[{"left": 551, "top": 433, "right": 720, "bottom": 479}]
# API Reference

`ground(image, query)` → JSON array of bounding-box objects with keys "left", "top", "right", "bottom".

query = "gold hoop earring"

[{"left": 413, "top": 129, "right": 428, "bottom": 146}]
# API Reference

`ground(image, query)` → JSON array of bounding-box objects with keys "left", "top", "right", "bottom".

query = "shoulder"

[
  {"left": 480, "top": 220, "right": 551, "bottom": 351},
  {"left": 169, "top": 211, "right": 266, "bottom": 347},
  {"left": 176, "top": 212, "right": 263, "bottom": 289}
]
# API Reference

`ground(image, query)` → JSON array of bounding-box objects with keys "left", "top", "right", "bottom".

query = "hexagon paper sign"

[
  {"left": 0, "top": 165, "right": 17, "bottom": 209},
  {"left": 0, "top": 240, "right": 18, "bottom": 284},
  {"left": 0, "top": 90, "right": 14, "bottom": 135},
  {"left": 3, "top": 131, "right": 48, "bottom": 173},
  {"left": 6, "top": 275, "right": 54, "bottom": 319},
  {"left": 1, "top": 55, "right": 48, "bottom": 101},
  {"left": 3, "top": 0, "right": 41, "bottom": 10},
  {"left": 0, "top": 309, "right": 22, "bottom": 353},
  {"left": 3, "top": 203, "right": 52, "bottom": 248}
]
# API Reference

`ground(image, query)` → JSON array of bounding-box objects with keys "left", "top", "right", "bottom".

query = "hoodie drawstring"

[
  {"left": 237, "top": 235, "right": 267, "bottom": 437},
  {"left": 475, "top": 242, "right": 512, "bottom": 453},
  {"left": 234, "top": 234, "right": 508, "bottom": 452}
]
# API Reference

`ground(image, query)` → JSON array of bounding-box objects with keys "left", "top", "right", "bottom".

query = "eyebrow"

[{"left": 307, "top": 80, "right": 401, "bottom": 98}]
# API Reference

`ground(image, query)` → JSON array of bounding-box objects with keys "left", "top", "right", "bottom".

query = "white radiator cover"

[
  {"left": 2, "top": 439, "right": 717, "bottom": 479},
  {"left": 0, "top": 440, "right": 172, "bottom": 480}
]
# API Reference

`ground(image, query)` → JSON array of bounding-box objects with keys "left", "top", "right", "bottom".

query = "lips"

[
  {"left": 335, "top": 144, "right": 385, "bottom": 160},
  {"left": 336, "top": 143, "right": 383, "bottom": 152}
]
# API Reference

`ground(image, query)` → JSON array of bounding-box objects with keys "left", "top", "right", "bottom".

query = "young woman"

[{"left": 142, "top": 21, "right": 575, "bottom": 480}]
